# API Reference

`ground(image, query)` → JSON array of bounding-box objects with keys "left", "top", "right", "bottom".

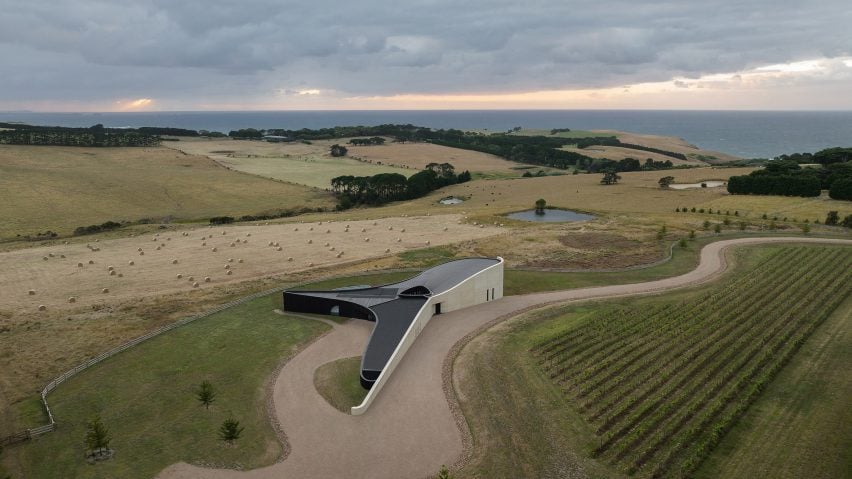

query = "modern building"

[{"left": 283, "top": 257, "right": 504, "bottom": 413}]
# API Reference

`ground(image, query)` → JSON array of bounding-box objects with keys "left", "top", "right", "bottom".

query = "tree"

[
  {"left": 85, "top": 416, "right": 111, "bottom": 451},
  {"left": 679, "top": 238, "right": 688, "bottom": 248},
  {"left": 825, "top": 211, "right": 840, "bottom": 225},
  {"left": 330, "top": 144, "right": 348, "bottom": 157},
  {"left": 714, "top": 224, "right": 722, "bottom": 233},
  {"left": 196, "top": 380, "right": 216, "bottom": 410},
  {"left": 219, "top": 418, "right": 244, "bottom": 443},
  {"left": 436, "top": 464, "right": 453, "bottom": 479},
  {"left": 658, "top": 176, "right": 675, "bottom": 188},
  {"left": 829, "top": 178, "right": 852, "bottom": 200},
  {"left": 842, "top": 214, "right": 852, "bottom": 228},
  {"left": 600, "top": 170, "right": 621, "bottom": 185},
  {"left": 535, "top": 198, "right": 546, "bottom": 214}
]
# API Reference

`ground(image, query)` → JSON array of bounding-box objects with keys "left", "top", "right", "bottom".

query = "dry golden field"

[
  {"left": 0, "top": 145, "right": 333, "bottom": 239},
  {"left": 346, "top": 142, "right": 519, "bottom": 173},
  {"left": 170, "top": 137, "right": 416, "bottom": 189}
]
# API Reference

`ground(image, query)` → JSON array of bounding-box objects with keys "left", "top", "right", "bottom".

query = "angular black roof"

[{"left": 283, "top": 258, "right": 500, "bottom": 388}]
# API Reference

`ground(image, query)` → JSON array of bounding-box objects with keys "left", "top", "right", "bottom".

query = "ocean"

[{"left": 1, "top": 110, "right": 850, "bottom": 159}]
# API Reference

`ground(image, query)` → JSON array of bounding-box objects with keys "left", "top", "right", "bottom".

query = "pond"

[
  {"left": 669, "top": 180, "right": 726, "bottom": 190},
  {"left": 507, "top": 209, "right": 596, "bottom": 222},
  {"left": 439, "top": 197, "right": 464, "bottom": 205}
]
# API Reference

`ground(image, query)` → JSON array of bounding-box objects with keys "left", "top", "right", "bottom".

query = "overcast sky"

[{"left": 1, "top": 0, "right": 851, "bottom": 111}]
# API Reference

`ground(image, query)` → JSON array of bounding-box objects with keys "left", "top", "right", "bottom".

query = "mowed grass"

[
  {"left": 14, "top": 293, "right": 329, "bottom": 479},
  {"left": 0, "top": 145, "right": 332, "bottom": 239},
  {"left": 313, "top": 356, "right": 368, "bottom": 413},
  {"left": 171, "top": 137, "right": 415, "bottom": 189},
  {"left": 455, "top": 245, "right": 852, "bottom": 478}
]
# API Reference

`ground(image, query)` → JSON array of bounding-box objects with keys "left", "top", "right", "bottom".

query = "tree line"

[
  {"left": 727, "top": 154, "right": 852, "bottom": 200},
  {"left": 331, "top": 162, "right": 471, "bottom": 209},
  {"left": 0, "top": 123, "right": 162, "bottom": 147},
  {"left": 348, "top": 137, "right": 386, "bottom": 146}
]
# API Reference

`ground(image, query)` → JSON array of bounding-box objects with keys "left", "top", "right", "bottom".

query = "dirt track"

[{"left": 156, "top": 237, "right": 852, "bottom": 479}]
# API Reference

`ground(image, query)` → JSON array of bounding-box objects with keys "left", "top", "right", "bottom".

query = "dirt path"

[{"left": 156, "top": 237, "right": 851, "bottom": 479}]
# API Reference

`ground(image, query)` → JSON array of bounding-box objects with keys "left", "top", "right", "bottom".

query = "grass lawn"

[
  {"left": 454, "top": 244, "right": 852, "bottom": 478},
  {"left": 11, "top": 293, "right": 329, "bottom": 479},
  {"left": 313, "top": 356, "right": 368, "bottom": 413}
]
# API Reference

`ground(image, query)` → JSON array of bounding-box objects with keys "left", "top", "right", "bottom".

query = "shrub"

[
  {"left": 829, "top": 178, "right": 852, "bottom": 200},
  {"left": 209, "top": 216, "right": 234, "bottom": 225},
  {"left": 825, "top": 211, "right": 840, "bottom": 225}
]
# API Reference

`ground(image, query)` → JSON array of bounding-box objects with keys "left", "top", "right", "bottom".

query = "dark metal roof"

[{"left": 283, "top": 258, "right": 500, "bottom": 388}]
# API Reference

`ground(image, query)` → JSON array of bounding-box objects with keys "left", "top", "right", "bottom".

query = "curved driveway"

[{"left": 158, "top": 237, "right": 851, "bottom": 479}]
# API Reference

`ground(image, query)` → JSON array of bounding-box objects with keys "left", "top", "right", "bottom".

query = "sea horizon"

[{"left": 3, "top": 109, "right": 851, "bottom": 159}]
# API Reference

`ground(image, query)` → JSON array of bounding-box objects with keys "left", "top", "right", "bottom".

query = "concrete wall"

[{"left": 351, "top": 257, "right": 504, "bottom": 415}]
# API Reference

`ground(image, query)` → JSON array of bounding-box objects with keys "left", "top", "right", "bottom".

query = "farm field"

[
  {"left": 10, "top": 293, "right": 329, "bottom": 479},
  {"left": 454, "top": 245, "right": 852, "bottom": 478},
  {"left": 513, "top": 129, "right": 740, "bottom": 164},
  {"left": 346, "top": 142, "right": 519, "bottom": 173},
  {"left": 0, "top": 145, "right": 332, "bottom": 239},
  {"left": 170, "top": 137, "right": 415, "bottom": 189}
]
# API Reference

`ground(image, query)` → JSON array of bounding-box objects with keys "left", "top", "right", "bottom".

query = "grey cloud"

[{"left": 0, "top": 0, "right": 850, "bottom": 104}]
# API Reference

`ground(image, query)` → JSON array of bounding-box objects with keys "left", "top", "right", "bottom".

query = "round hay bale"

[
  {"left": 68, "top": 297, "right": 76, "bottom": 303},
  {"left": 93, "top": 247, "right": 100, "bottom": 252},
  {"left": 129, "top": 260, "right": 135, "bottom": 265},
  {"left": 95, "top": 239, "right": 100, "bottom": 242},
  {"left": 276, "top": 246, "right": 282, "bottom": 251},
  {"left": 202, "top": 242, "right": 206, "bottom": 246},
  {"left": 308, "top": 239, "right": 313, "bottom": 244},
  {"left": 138, "top": 247, "right": 143, "bottom": 252},
  {"left": 38, "top": 305, "right": 47, "bottom": 311},
  {"left": 426, "top": 240, "right": 431, "bottom": 245},
  {"left": 336, "top": 252, "right": 342, "bottom": 258},
  {"left": 388, "top": 226, "right": 393, "bottom": 230},
  {"left": 188, "top": 276, "right": 194, "bottom": 281},
  {"left": 324, "top": 242, "right": 329, "bottom": 247},
  {"left": 330, "top": 246, "right": 335, "bottom": 251},
  {"left": 397, "top": 238, "right": 402, "bottom": 242},
  {"left": 226, "top": 270, "right": 233, "bottom": 275},
  {"left": 152, "top": 238, "right": 157, "bottom": 242},
  {"left": 268, "top": 241, "right": 274, "bottom": 246},
  {"left": 400, "top": 228, "right": 406, "bottom": 232},
  {"left": 89, "top": 259, "right": 95, "bottom": 264},
  {"left": 109, "top": 270, "right": 116, "bottom": 276},
  {"left": 212, "top": 247, "right": 218, "bottom": 252},
  {"left": 167, "top": 237, "right": 171, "bottom": 241},
  {"left": 205, "top": 277, "right": 211, "bottom": 282},
  {"left": 308, "top": 262, "right": 314, "bottom": 267},
  {"left": 361, "top": 228, "right": 366, "bottom": 232},
  {"left": 479, "top": 224, "right": 484, "bottom": 228},
  {"left": 222, "top": 231, "right": 226, "bottom": 235},
  {"left": 364, "top": 238, "right": 370, "bottom": 242},
  {"left": 309, "top": 227, "right": 314, "bottom": 231},
  {"left": 49, "top": 253, "right": 55, "bottom": 257},
  {"left": 64, "top": 241, "right": 69, "bottom": 245},
  {"left": 108, "top": 265, "right": 114, "bottom": 271},
  {"left": 78, "top": 262, "right": 84, "bottom": 267},
  {"left": 385, "top": 248, "right": 391, "bottom": 253},
  {"left": 373, "top": 221, "right": 377, "bottom": 226},
  {"left": 288, "top": 257, "right": 293, "bottom": 262},
  {"left": 473, "top": 221, "right": 478, "bottom": 225},
  {"left": 228, "top": 258, "right": 234, "bottom": 263},
  {"left": 60, "top": 254, "right": 66, "bottom": 259},
  {"left": 242, "top": 239, "right": 248, "bottom": 244},
  {"left": 224, "top": 265, "right": 230, "bottom": 270},
  {"left": 193, "top": 282, "right": 199, "bottom": 288},
  {"left": 274, "top": 242, "right": 279, "bottom": 247},
  {"left": 238, "top": 258, "right": 243, "bottom": 263},
  {"left": 102, "top": 288, "right": 109, "bottom": 294},
  {"left": 326, "top": 229, "right": 331, "bottom": 233},
  {"left": 117, "top": 273, "right": 123, "bottom": 278},
  {"left": 294, "top": 228, "right": 299, "bottom": 231},
  {"left": 156, "top": 246, "right": 161, "bottom": 251},
  {"left": 28, "top": 289, "right": 36, "bottom": 296},
  {"left": 246, "top": 233, "right": 251, "bottom": 237},
  {"left": 230, "top": 242, "right": 236, "bottom": 247},
  {"left": 42, "top": 256, "right": 48, "bottom": 261},
  {"left": 172, "top": 259, "right": 178, "bottom": 264},
  {"left": 155, "top": 233, "right": 159, "bottom": 237},
  {"left": 177, "top": 274, "right": 183, "bottom": 279}
]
